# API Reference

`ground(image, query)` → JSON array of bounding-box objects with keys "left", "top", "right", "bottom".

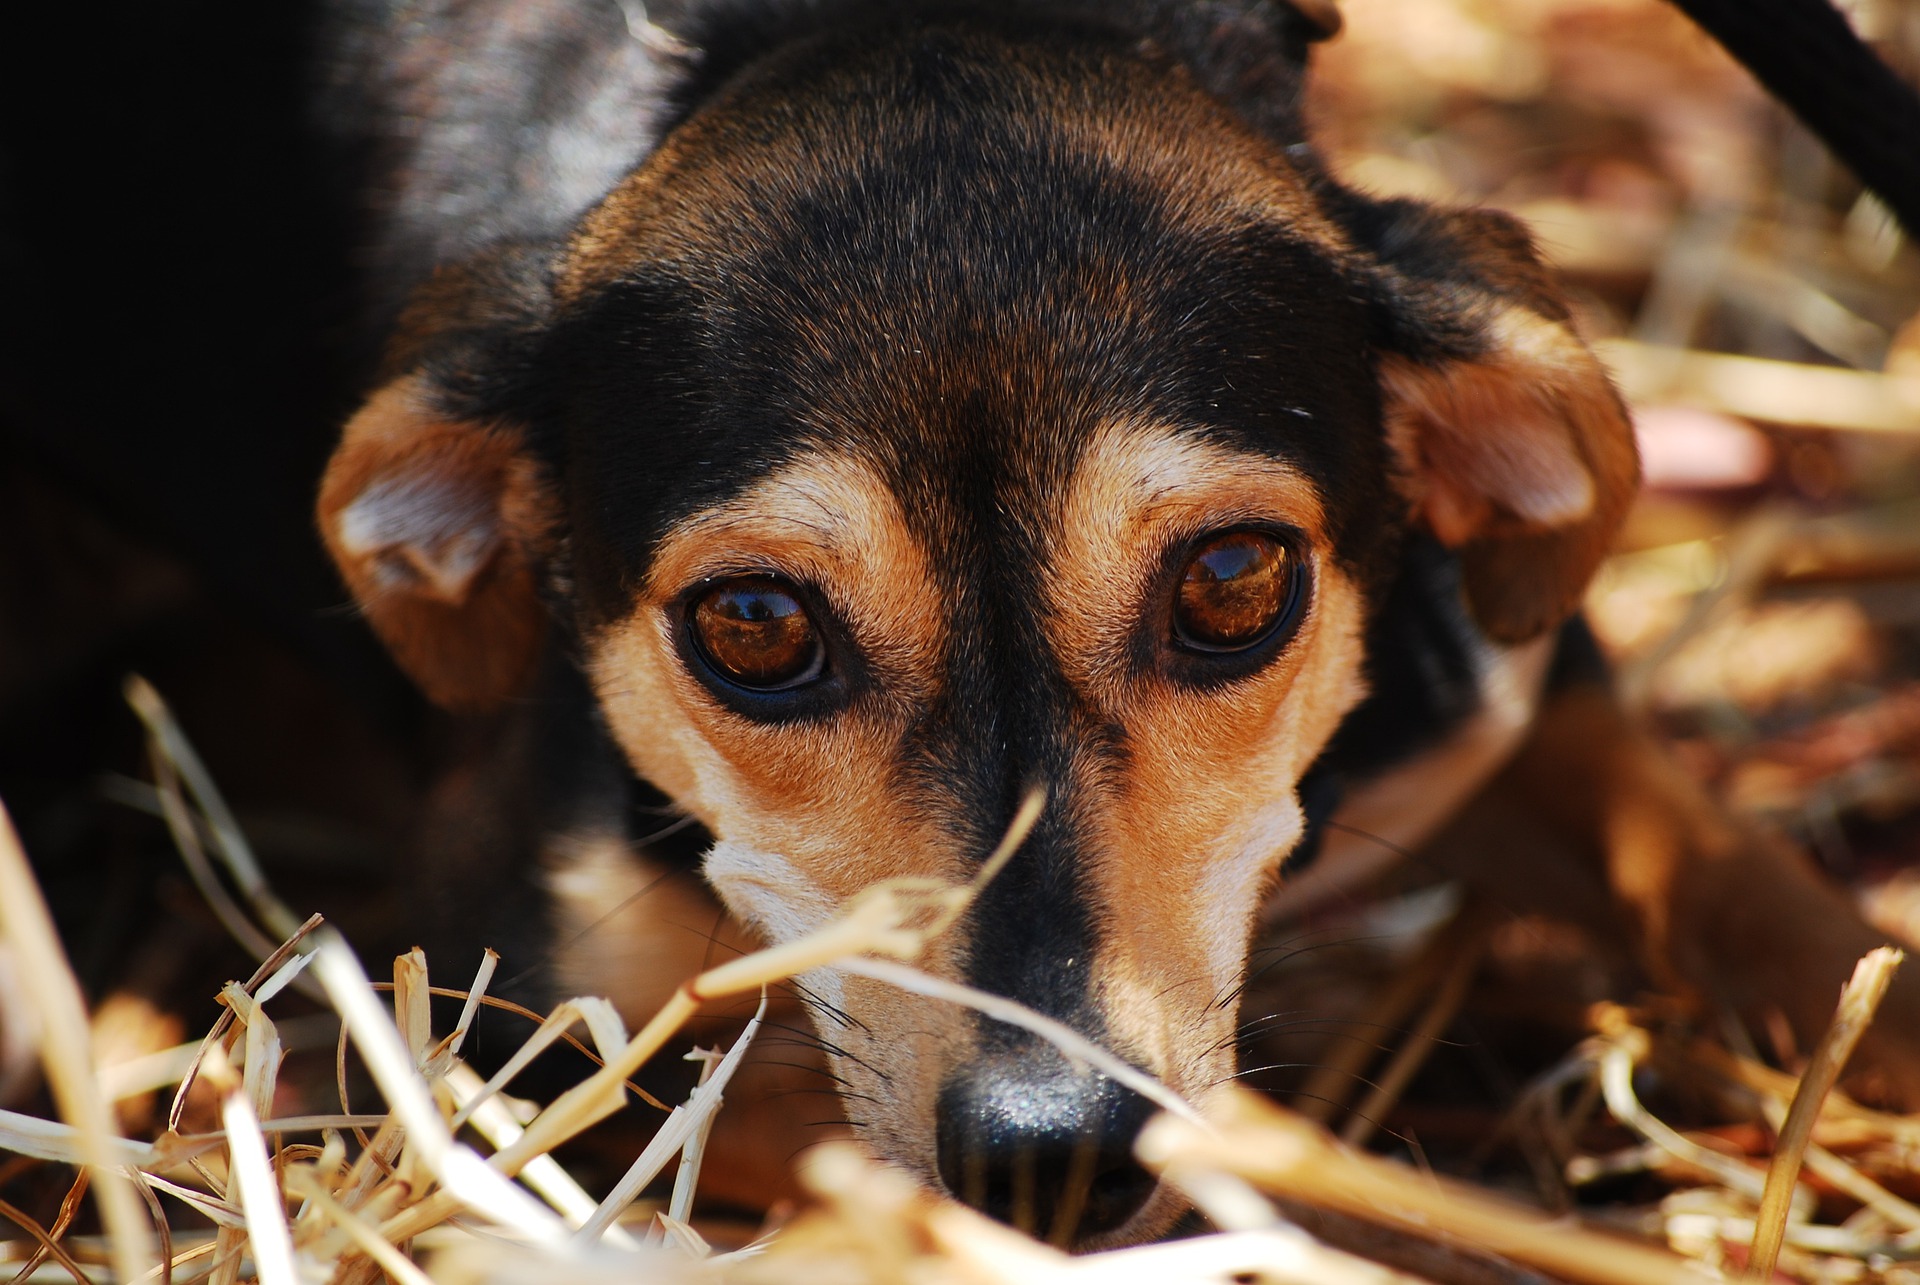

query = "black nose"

[{"left": 935, "top": 1064, "right": 1158, "bottom": 1243}]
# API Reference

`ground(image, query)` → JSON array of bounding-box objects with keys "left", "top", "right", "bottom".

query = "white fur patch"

[
  {"left": 704, "top": 843, "right": 863, "bottom": 1016},
  {"left": 1200, "top": 801, "right": 1304, "bottom": 989},
  {"left": 703, "top": 842, "right": 839, "bottom": 938}
]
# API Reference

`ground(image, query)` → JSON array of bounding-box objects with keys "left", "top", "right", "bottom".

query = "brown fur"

[
  {"left": 557, "top": 422, "right": 1377, "bottom": 1208},
  {"left": 313, "top": 34, "right": 1653, "bottom": 1234},
  {"left": 1425, "top": 680, "right": 1920, "bottom": 1103},
  {"left": 584, "top": 451, "right": 979, "bottom": 1171},
  {"left": 1381, "top": 306, "right": 1640, "bottom": 644},
  {"left": 1039, "top": 422, "right": 1370, "bottom": 1088},
  {"left": 313, "top": 6, "right": 1920, "bottom": 1248},
  {"left": 540, "top": 828, "right": 845, "bottom": 1208},
  {"left": 317, "top": 376, "right": 558, "bottom": 710},
  {"left": 556, "top": 30, "right": 1351, "bottom": 305}
]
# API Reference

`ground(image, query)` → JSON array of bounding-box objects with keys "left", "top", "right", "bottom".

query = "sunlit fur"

[
  {"left": 582, "top": 422, "right": 1366, "bottom": 1240},
  {"left": 315, "top": 3, "right": 1646, "bottom": 1248}
]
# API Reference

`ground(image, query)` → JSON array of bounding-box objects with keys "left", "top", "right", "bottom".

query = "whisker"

[
  {"left": 750, "top": 1048, "right": 859, "bottom": 1090},
  {"left": 1151, "top": 974, "right": 1216, "bottom": 1004},
  {"left": 698, "top": 903, "right": 729, "bottom": 974},
  {"left": 1319, "top": 819, "right": 1532, "bottom": 927},
  {"left": 1218, "top": 930, "right": 1395, "bottom": 1010},
  {"left": 635, "top": 812, "right": 702, "bottom": 846},
  {"left": 765, "top": 1087, "right": 880, "bottom": 1106},
  {"left": 498, "top": 863, "right": 682, "bottom": 990},
  {"left": 762, "top": 1020, "right": 893, "bottom": 1083},
  {"left": 783, "top": 978, "right": 862, "bottom": 1031},
  {"left": 1222, "top": 1014, "right": 1421, "bottom": 1052}
]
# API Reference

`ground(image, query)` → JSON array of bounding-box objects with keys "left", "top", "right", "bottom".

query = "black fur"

[
  {"left": 325, "top": 0, "right": 1489, "bottom": 1098},
  {"left": 499, "top": 17, "right": 1412, "bottom": 1041}
]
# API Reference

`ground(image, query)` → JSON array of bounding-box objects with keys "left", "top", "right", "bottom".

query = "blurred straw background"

[
  {"left": 1245, "top": 0, "right": 1920, "bottom": 1279},
  {"left": 3, "top": 0, "right": 1920, "bottom": 1281}
]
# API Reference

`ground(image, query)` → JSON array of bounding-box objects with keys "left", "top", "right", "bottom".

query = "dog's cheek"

[
  {"left": 693, "top": 846, "right": 972, "bottom": 1183},
  {"left": 704, "top": 841, "right": 842, "bottom": 951},
  {"left": 588, "top": 614, "right": 718, "bottom": 820},
  {"left": 1197, "top": 797, "right": 1307, "bottom": 985},
  {"left": 590, "top": 608, "right": 960, "bottom": 899},
  {"left": 544, "top": 830, "right": 761, "bottom": 1021},
  {"left": 823, "top": 974, "right": 969, "bottom": 1181}
]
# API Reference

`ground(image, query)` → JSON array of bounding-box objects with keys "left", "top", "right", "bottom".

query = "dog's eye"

[
  {"left": 1173, "top": 531, "right": 1299, "bottom": 652},
  {"left": 689, "top": 577, "right": 826, "bottom": 689}
]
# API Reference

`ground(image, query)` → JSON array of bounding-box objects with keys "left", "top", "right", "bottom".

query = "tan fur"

[
  {"left": 1382, "top": 306, "right": 1640, "bottom": 643},
  {"left": 1423, "top": 681, "right": 1920, "bottom": 1106},
  {"left": 544, "top": 828, "right": 762, "bottom": 1016},
  {"left": 541, "top": 827, "right": 850, "bottom": 1208},
  {"left": 576, "top": 425, "right": 1372, "bottom": 1191},
  {"left": 1039, "top": 421, "right": 1370, "bottom": 1098},
  {"left": 288, "top": 2, "right": 1920, "bottom": 1252},
  {"left": 316, "top": 376, "right": 557, "bottom": 710},
  {"left": 310, "top": 16, "right": 1671, "bottom": 1244},
  {"left": 591, "top": 451, "right": 949, "bottom": 857},
  {"left": 1264, "top": 633, "right": 1556, "bottom": 923},
  {"left": 584, "top": 451, "right": 978, "bottom": 1168}
]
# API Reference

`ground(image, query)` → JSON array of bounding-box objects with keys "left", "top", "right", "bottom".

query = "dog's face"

[{"left": 319, "top": 13, "right": 1635, "bottom": 1247}]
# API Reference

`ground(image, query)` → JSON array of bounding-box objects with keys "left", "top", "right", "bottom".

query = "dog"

[{"left": 311, "top": 0, "right": 1920, "bottom": 1248}]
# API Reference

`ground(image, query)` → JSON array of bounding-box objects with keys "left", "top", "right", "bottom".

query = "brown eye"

[
  {"left": 1173, "top": 531, "right": 1300, "bottom": 652},
  {"left": 689, "top": 577, "right": 825, "bottom": 689}
]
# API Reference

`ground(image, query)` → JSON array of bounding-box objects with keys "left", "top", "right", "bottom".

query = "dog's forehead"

[
  {"left": 542, "top": 19, "right": 1394, "bottom": 610},
  {"left": 560, "top": 19, "right": 1343, "bottom": 295}
]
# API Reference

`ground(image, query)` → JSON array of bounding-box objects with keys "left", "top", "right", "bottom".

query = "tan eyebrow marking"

[
  {"left": 585, "top": 447, "right": 953, "bottom": 868},
  {"left": 1040, "top": 419, "right": 1329, "bottom": 690},
  {"left": 1022, "top": 418, "right": 1368, "bottom": 1094}
]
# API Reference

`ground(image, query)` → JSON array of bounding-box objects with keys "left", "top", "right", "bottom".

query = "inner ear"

[
  {"left": 1384, "top": 313, "right": 1601, "bottom": 547},
  {"left": 318, "top": 375, "right": 557, "bottom": 711}
]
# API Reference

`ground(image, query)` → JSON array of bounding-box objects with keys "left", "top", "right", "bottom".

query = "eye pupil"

[
  {"left": 690, "top": 578, "right": 825, "bottom": 689},
  {"left": 1174, "top": 532, "right": 1295, "bottom": 651}
]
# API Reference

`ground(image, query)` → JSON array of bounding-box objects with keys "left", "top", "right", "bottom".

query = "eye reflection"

[
  {"left": 1172, "top": 531, "right": 1297, "bottom": 652},
  {"left": 689, "top": 577, "right": 825, "bottom": 689}
]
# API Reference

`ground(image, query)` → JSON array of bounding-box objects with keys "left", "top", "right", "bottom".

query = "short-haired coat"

[{"left": 314, "top": 0, "right": 1920, "bottom": 1246}]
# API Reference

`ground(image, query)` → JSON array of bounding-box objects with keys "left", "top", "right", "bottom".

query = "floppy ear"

[
  {"left": 316, "top": 251, "right": 559, "bottom": 711},
  {"left": 1360, "top": 202, "right": 1639, "bottom": 643}
]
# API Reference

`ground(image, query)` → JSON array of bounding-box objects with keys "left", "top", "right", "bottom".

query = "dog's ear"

[
  {"left": 1356, "top": 200, "right": 1639, "bottom": 643},
  {"left": 316, "top": 250, "right": 559, "bottom": 711}
]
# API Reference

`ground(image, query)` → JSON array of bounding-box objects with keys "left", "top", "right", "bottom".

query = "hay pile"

[
  {"left": 0, "top": 682, "right": 1913, "bottom": 1284},
  {"left": 6, "top": 0, "right": 1920, "bottom": 1280}
]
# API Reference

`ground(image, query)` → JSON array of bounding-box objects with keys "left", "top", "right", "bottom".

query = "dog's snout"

[{"left": 934, "top": 1065, "right": 1158, "bottom": 1243}]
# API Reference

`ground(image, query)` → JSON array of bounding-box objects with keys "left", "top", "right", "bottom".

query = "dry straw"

[
  {"left": 0, "top": 678, "right": 1914, "bottom": 1283},
  {"left": 1746, "top": 948, "right": 1903, "bottom": 1280}
]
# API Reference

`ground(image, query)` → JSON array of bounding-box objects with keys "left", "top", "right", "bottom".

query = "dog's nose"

[{"left": 935, "top": 1066, "right": 1158, "bottom": 1242}]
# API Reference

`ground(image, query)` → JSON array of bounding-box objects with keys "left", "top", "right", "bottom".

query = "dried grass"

[
  {"left": 0, "top": 683, "right": 1518, "bottom": 1285},
  {"left": 0, "top": 675, "right": 1910, "bottom": 1285},
  {"left": 7, "top": 1, "right": 1920, "bottom": 1280}
]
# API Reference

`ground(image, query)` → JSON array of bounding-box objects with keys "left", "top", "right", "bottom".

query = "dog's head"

[{"left": 318, "top": 2, "right": 1635, "bottom": 1246}]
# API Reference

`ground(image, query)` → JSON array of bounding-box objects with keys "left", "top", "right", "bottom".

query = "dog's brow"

[
  {"left": 1059, "top": 421, "right": 1328, "bottom": 545},
  {"left": 699, "top": 510, "right": 840, "bottom": 542},
  {"left": 645, "top": 454, "right": 923, "bottom": 595}
]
